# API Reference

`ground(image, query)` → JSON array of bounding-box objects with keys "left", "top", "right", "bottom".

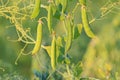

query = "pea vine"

[{"left": 0, "top": 0, "right": 120, "bottom": 79}]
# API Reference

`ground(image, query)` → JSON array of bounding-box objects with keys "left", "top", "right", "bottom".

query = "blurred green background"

[{"left": 0, "top": 0, "right": 120, "bottom": 79}]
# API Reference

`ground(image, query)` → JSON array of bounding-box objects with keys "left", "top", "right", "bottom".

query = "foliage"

[
  {"left": 0, "top": 72, "right": 27, "bottom": 80},
  {"left": 0, "top": 0, "right": 120, "bottom": 80}
]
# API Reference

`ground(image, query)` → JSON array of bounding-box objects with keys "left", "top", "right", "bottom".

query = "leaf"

[
  {"left": 73, "top": 24, "right": 82, "bottom": 39},
  {"left": 80, "top": 78, "right": 89, "bottom": 80},
  {"left": 64, "top": 57, "right": 70, "bottom": 64},
  {"left": 33, "top": 70, "right": 49, "bottom": 80},
  {"left": 57, "top": 54, "right": 65, "bottom": 63},
  {"left": 73, "top": 25, "right": 80, "bottom": 39},
  {"left": 73, "top": 62, "right": 83, "bottom": 77},
  {"left": 42, "top": 46, "right": 51, "bottom": 57},
  {"left": 51, "top": 3, "right": 57, "bottom": 15},
  {"left": 56, "top": 36, "right": 65, "bottom": 63},
  {"left": 60, "top": 0, "right": 68, "bottom": 13},
  {"left": 60, "top": 13, "right": 66, "bottom": 20},
  {"left": 53, "top": 4, "right": 62, "bottom": 19}
]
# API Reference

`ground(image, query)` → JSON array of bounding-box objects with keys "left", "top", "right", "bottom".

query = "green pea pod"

[
  {"left": 56, "top": 37, "right": 61, "bottom": 59},
  {"left": 51, "top": 33, "right": 56, "bottom": 70},
  {"left": 32, "top": 20, "right": 42, "bottom": 55},
  {"left": 47, "top": 4, "right": 53, "bottom": 34},
  {"left": 31, "top": 0, "right": 41, "bottom": 19},
  {"left": 64, "top": 15, "right": 73, "bottom": 52},
  {"left": 81, "top": 5, "right": 95, "bottom": 38}
]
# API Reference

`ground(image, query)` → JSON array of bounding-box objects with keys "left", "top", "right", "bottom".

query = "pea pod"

[
  {"left": 32, "top": 20, "right": 42, "bottom": 55},
  {"left": 64, "top": 15, "right": 73, "bottom": 52},
  {"left": 31, "top": 0, "right": 41, "bottom": 19},
  {"left": 80, "top": 0, "right": 95, "bottom": 38},
  {"left": 47, "top": 3, "right": 53, "bottom": 34},
  {"left": 51, "top": 32, "right": 56, "bottom": 70}
]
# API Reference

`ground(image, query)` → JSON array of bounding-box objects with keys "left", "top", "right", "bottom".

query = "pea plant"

[{"left": 0, "top": 0, "right": 120, "bottom": 79}]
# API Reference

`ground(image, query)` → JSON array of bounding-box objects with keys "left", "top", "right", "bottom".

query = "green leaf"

[
  {"left": 60, "top": 14, "right": 66, "bottom": 20},
  {"left": 56, "top": 36, "right": 65, "bottom": 63},
  {"left": 57, "top": 54, "right": 65, "bottom": 63},
  {"left": 51, "top": 3, "right": 57, "bottom": 16},
  {"left": 53, "top": 4, "right": 62, "bottom": 19},
  {"left": 64, "top": 57, "right": 70, "bottom": 64},
  {"left": 73, "top": 62, "right": 83, "bottom": 77},
  {"left": 72, "top": 24, "right": 82, "bottom": 39},
  {"left": 73, "top": 26, "right": 79, "bottom": 39},
  {"left": 80, "top": 78, "right": 89, "bottom": 80}
]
